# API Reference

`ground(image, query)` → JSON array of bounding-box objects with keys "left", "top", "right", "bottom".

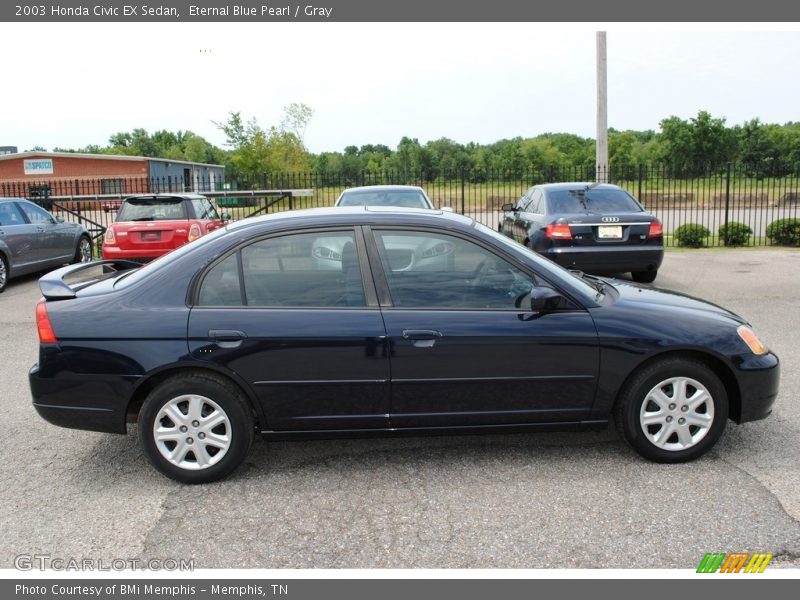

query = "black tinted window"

[
  {"left": 241, "top": 231, "right": 365, "bottom": 307},
  {"left": 198, "top": 231, "right": 367, "bottom": 308},
  {"left": 374, "top": 230, "right": 535, "bottom": 309},
  {"left": 198, "top": 253, "right": 242, "bottom": 306},
  {"left": 547, "top": 188, "right": 642, "bottom": 214}
]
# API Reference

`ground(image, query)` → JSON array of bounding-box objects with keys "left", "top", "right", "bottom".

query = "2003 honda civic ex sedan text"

[{"left": 29, "top": 207, "right": 779, "bottom": 483}]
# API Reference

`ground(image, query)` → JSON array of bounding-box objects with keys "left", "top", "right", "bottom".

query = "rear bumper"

[
  {"left": 29, "top": 363, "right": 134, "bottom": 434},
  {"left": 544, "top": 245, "right": 664, "bottom": 274},
  {"left": 102, "top": 246, "right": 165, "bottom": 261},
  {"left": 733, "top": 352, "right": 780, "bottom": 423}
]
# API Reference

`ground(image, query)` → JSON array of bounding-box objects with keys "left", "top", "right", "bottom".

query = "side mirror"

[
  {"left": 501, "top": 203, "right": 516, "bottom": 212},
  {"left": 55, "top": 216, "right": 65, "bottom": 223},
  {"left": 530, "top": 286, "right": 564, "bottom": 312},
  {"left": 221, "top": 212, "right": 231, "bottom": 222}
]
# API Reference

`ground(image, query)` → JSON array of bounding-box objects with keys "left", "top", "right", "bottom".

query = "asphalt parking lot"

[{"left": 1, "top": 249, "right": 799, "bottom": 569}]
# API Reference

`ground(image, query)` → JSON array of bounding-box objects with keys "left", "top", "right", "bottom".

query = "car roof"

[
  {"left": 537, "top": 182, "right": 623, "bottom": 192},
  {"left": 122, "top": 193, "right": 206, "bottom": 201},
  {"left": 226, "top": 205, "right": 472, "bottom": 233},
  {"left": 339, "top": 185, "right": 426, "bottom": 193}
]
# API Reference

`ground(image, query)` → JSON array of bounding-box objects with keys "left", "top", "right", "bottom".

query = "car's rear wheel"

[
  {"left": 0, "top": 254, "right": 8, "bottom": 293},
  {"left": 631, "top": 269, "right": 657, "bottom": 283},
  {"left": 139, "top": 372, "right": 255, "bottom": 483},
  {"left": 73, "top": 236, "right": 92, "bottom": 264},
  {"left": 615, "top": 357, "right": 728, "bottom": 462}
]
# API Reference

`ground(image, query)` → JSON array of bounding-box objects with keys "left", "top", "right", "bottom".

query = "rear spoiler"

[{"left": 39, "top": 260, "right": 143, "bottom": 300}]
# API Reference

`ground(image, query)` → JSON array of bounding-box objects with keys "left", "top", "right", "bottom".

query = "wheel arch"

[
  {"left": 126, "top": 364, "right": 265, "bottom": 430},
  {"left": 612, "top": 349, "right": 742, "bottom": 422}
]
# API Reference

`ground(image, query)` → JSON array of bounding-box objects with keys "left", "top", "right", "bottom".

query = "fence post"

[
  {"left": 638, "top": 163, "right": 643, "bottom": 201},
  {"left": 460, "top": 168, "right": 466, "bottom": 215},
  {"left": 724, "top": 162, "right": 731, "bottom": 246}
]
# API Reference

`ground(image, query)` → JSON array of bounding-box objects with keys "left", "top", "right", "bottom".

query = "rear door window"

[{"left": 197, "top": 230, "right": 367, "bottom": 308}]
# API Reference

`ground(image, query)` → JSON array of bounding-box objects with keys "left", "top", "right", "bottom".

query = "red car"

[{"left": 102, "top": 194, "right": 228, "bottom": 262}]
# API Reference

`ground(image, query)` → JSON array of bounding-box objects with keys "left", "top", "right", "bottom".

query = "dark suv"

[{"left": 500, "top": 182, "right": 664, "bottom": 283}]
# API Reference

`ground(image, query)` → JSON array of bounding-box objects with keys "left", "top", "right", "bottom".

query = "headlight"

[{"left": 737, "top": 325, "right": 768, "bottom": 355}]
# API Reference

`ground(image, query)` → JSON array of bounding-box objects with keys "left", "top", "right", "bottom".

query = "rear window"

[
  {"left": 338, "top": 190, "right": 430, "bottom": 209},
  {"left": 547, "top": 188, "right": 642, "bottom": 214},
  {"left": 116, "top": 197, "right": 188, "bottom": 221}
]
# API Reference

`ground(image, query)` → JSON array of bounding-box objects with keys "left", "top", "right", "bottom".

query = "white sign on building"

[{"left": 23, "top": 158, "right": 54, "bottom": 175}]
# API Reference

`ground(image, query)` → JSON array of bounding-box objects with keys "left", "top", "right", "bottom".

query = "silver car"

[
  {"left": 0, "top": 198, "right": 92, "bottom": 293},
  {"left": 334, "top": 185, "right": 435, "bottom": 209}
]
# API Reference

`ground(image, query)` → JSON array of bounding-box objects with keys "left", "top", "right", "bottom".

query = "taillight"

[
  {"left": 648, "top": 221, "right": 664, "bottom": 238},
  {"left": 188, "top": 223, "right": 202, "bottom": 242},
  {"left": 546, "top": 223, "right": 573, "bottom": 239},
  {"left": 36, "top": 299, "right": 57, "bottom": 344},
  {"left": 104, "top": 227, "right": 116, "bottom": 245}
]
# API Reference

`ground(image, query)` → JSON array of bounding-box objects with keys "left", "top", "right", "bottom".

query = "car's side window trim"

[
  {"left": 191, "top": 226, "right": 380, "bottom": 309},
  {"left": 364, "top": 225, "right": 588, "bottom": 312}
]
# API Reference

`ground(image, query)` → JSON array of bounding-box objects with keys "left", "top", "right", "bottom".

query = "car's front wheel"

[
  {"left": 139, "top": 372, "right": 255, "bottom": 483},
  {"left": 615, "top": 357, "right": 728, "bottom": 462},
  {"left": 73, "top": 235, "right": 93, "bottom": 264}
]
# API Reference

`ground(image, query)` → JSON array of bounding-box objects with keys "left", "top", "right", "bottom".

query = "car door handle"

[
  {"left": 402, "top": 329, "right": 442, "bottom": 348},
  {"left": 208, "top": 329, "right": 247, "bottom": 348},
  {"left": 36, "top": 226, "right": 45, "bottom": 233}
]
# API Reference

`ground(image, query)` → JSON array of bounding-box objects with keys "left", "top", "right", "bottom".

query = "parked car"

[
  {"left": 102, "top": 193, "right": 228, "bottom": 262},
  {"left": 31, "top": 207, "right": 778, "bottom": 483},
  {"left": 335, "top": 185, "right": 435, "bottom": 209},
  {"left": 500, "top": 183, "right": 664, "bottom": 283},
  {"left": 0, "top": 198, "right": 92, "bottom": 293}
]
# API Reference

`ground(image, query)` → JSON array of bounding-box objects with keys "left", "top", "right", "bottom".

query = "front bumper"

[{"left": 733, "top": 352, "right": 780, "bottom": 423}]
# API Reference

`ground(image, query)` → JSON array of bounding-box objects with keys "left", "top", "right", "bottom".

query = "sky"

[{"left": 2, "top": 23, "right": 799, "bottom": 154}]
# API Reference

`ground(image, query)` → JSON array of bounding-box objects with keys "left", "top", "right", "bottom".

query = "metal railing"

[{"left": 6, "top": 165, "right": 799, "bottom": 247}]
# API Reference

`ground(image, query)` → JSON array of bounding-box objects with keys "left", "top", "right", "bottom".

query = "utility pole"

[{"left": 596, "top": 31, "right": 608, "bottom": 183}]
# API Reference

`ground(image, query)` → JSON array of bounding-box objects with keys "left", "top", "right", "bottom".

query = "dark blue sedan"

[{"left": 29, "top": 207, "right": 779, "bottom": 483}]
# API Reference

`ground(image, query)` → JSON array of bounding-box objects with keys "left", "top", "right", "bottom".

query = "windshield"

[
  {"left": 474, "top": 222, "right": 601, "bottom": 301},
  {"left": 116, "top": 197, "right": 188, "bottom": 221},
  {"left": 547, "top": 188, "right": 642, "bottom": 214},
  {"left": 337, "top": 189, "right": 431, "bottom": 209}
]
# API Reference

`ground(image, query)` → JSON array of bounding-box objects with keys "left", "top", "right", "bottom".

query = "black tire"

[
  {"left": 0, "top": 254, "right": 8, "bottom": 293},
  {"left": 138, "top": 372, "right": 255, "bottom": 484},
  {"left": 615, "top": 357, "right": 728, "bottom": 463},
  {"left": 631, "top": 269, "right": 657, "bottom": 283},
  {"left": 73, "top": 235, "right": 93, "bottom": 264}
]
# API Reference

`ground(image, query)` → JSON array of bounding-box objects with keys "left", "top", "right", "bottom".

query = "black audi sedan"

[
  {"left": 30, "top": 207, "right": 778, "bottom": 483},
  {"left": 500, "top": 182, "right": 664, "bottom": 283}
]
